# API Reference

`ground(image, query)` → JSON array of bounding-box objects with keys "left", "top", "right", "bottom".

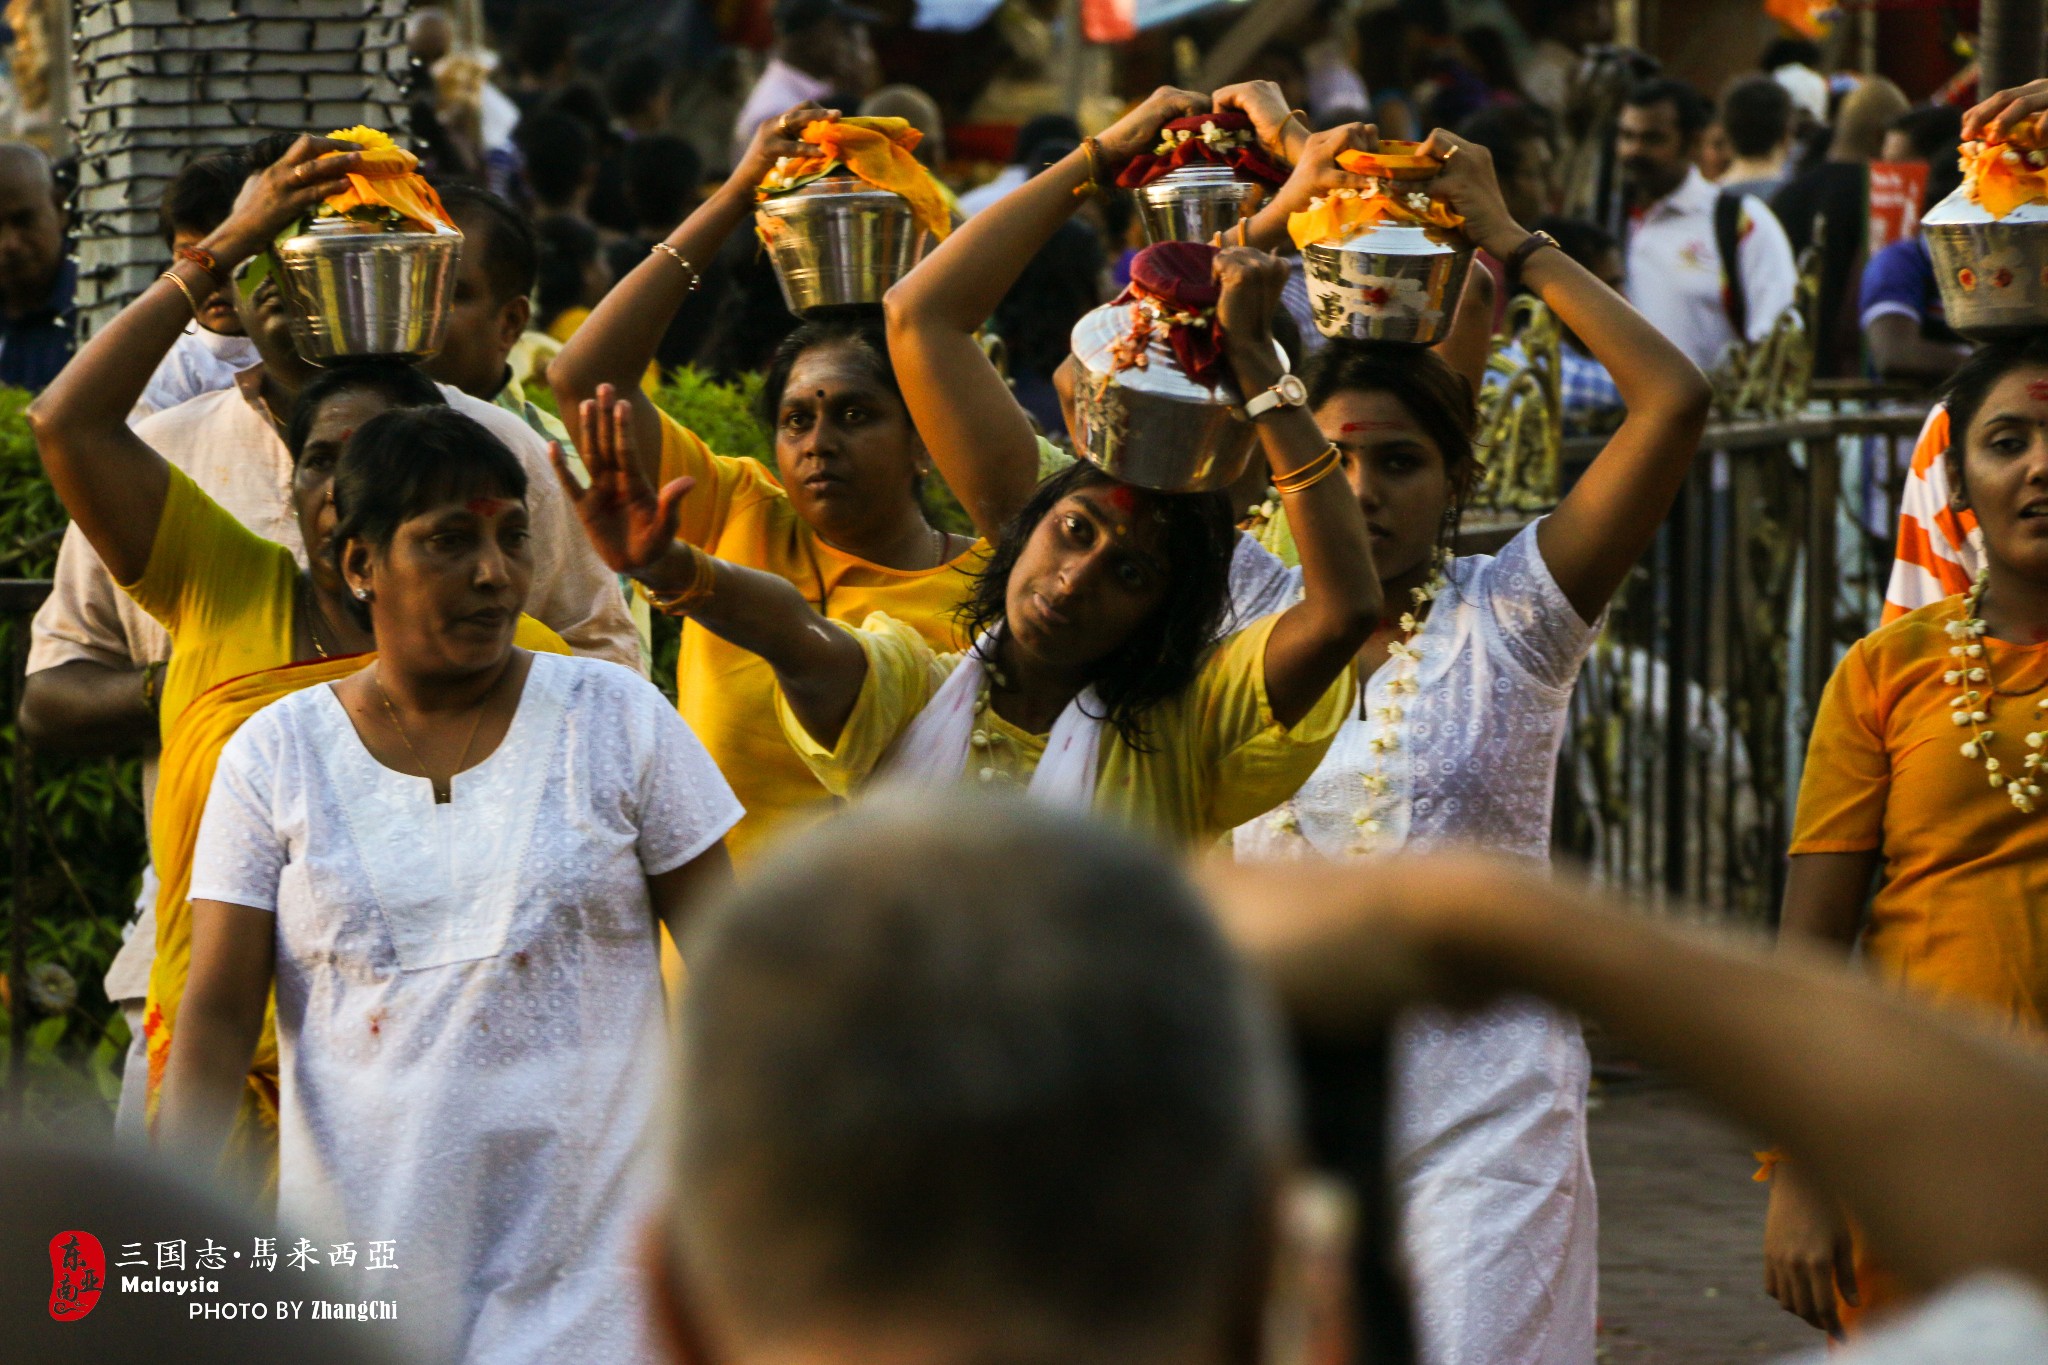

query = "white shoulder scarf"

[{"left": 873, "top": 632, "right": 1103, "bottom": 811}]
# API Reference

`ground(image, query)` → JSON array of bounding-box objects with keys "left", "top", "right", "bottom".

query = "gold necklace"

[
  {"left": 1949, "top": 569, "right": 2048, "bottom": 812},
  {"left": 299, "top": 578, "right": 342, "bottom": 659},
  {"left": 373, "top": 665, "right": 495, "bottom": 804}
]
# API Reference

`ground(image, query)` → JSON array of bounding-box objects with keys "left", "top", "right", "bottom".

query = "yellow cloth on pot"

[{"left": 760, "top": 116, "right": 952, "bottom": 242}]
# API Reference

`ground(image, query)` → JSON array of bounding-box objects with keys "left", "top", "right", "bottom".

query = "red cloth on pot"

[
  {"left": 1112, "top": 241, "right": 1227, "bottom": 391},
  {"left": 1114, "top": 110, "right": 1290, "bottom": 190}
]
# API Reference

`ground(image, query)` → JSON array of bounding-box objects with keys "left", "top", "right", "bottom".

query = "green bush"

[{"left": 0, "top": 385, "right": 145, "bottom": 1135}]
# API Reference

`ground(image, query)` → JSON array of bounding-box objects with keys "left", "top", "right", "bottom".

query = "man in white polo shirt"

[{"left": 1617, "top": 77, "right": 1798, "bottom": 373}]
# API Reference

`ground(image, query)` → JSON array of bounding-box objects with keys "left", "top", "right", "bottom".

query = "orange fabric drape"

[
  {"left": 1287, "top": 145, "right": 1464, "bottom": 250},
  {"left": 317, "top": 126, "right": 458, "bottom": 234},
  {"left": 760, "top": 116, "right": 952, "bottom": 242}
]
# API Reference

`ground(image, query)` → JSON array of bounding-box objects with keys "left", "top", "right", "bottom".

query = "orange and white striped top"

[{"left": 1882, "top": 404, "right": 1983, "bottom": 622}]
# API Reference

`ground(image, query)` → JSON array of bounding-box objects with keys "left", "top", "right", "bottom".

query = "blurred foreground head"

[
  {"left": 658, "top": 795, "right": 1299, "bottom": 1365},
  {"left": 3, "top": 1141, "right": 400, "bottom": 1364}
]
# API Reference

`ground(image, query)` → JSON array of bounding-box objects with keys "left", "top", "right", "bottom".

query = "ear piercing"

[{"left": 355, "top": 588, "right": 369, "bottom": 600}]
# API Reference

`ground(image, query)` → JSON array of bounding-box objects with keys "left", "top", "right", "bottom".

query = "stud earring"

[{"left": 354, "top": 588, "right": 369, "bottom": 600}]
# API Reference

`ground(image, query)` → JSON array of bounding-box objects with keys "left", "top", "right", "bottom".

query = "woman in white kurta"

[
  {"left": 1235, "top": 129, "right": 1712, "bottom": 1365},
  {"left": 158, "top": 406, "right": 740, "bottom": 1364}
]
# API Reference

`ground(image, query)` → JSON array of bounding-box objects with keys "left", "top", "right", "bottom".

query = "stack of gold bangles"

[
  {"left": 1270, "top": 442, "right": 1342, "bottom": 495},
  {"left": 643, "top": 543, "right": 719, "bottom": 616}
]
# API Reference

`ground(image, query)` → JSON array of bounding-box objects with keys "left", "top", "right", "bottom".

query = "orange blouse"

[{"left": 1792, "top": 597, "right": 2048, "bottom": 1034}]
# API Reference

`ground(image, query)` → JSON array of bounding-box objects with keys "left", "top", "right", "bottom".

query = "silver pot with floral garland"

[
  {"left": 1923, "top": 175, "right": 2048, "bottom": 340},
  {"left": 1300, "top": 214, "right": 1471, "bottom": 346},
  {"left": 1067, "top": 300, "right": 1285, "bottom": 493},
  {"left": 756, "top": 174, "right": 934, "bottom": 314},
  {"left": 274, "top": 215, "right": 461, "bottom": 363}
]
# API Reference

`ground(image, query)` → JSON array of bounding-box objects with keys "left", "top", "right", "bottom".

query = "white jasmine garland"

[{"left": 1949, "top": 569, "right": 2048, "bottom": 812}]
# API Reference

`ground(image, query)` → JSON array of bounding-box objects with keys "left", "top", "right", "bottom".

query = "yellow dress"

[
  {"left": 657, "top": 410, "right": 991, "bottom": 865},
  {"left": 121, "top": 466, "right": 567, "bottom": 1168},
  {"left": 778, "top": 611, "right": 1355, "bottom": 846}
]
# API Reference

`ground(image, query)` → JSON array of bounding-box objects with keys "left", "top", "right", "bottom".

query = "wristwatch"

[
  {"left": 1504, "top": 229, "right": 1561, "bottom": 283},
  {"left": 1243, "top": 372, "right": 1308, "bottom": 420}
]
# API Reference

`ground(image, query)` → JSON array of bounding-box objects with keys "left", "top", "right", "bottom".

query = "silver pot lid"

[
  {"left": 756, "top": 173, "right": 912, "bottom": 214},
  {"left": 1308, "top": 221, "right": 1460, "bottom": 258}
]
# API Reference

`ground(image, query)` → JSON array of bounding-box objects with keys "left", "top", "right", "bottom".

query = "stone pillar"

[{"left": 67, "top": 0, "right": 411, "bottom": 338}]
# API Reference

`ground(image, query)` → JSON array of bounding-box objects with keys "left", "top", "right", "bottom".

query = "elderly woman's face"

[
  {"left": 293, "top": 388, "right": 402, "bottom": 589},
  {"left": 345, "top": 491, "right": 533, "bottom": 674}
]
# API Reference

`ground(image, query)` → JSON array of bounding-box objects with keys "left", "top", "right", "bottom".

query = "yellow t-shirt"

[
  {"left": 777, "top": 610, "right": 1355, "bottom": 847},
  {"left": 1791, "top": 598, "right": 2048, "bottom": 1035},
  {"left": 120, "top": 464, "right": 569, "bottom": 744},
  {"left": 658, "top": 410, "right": 990, "bottom": 865}
]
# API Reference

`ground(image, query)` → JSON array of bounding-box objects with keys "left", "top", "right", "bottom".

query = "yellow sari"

[{"left": 141, "top": 654, "right": 369, "bottom": 1185}]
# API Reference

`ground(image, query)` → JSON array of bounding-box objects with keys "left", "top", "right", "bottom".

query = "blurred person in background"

[
  {"left": 590, "top": 52, "right": 677, "bottom": 234},
  {"left": 514, "top": 107, "right": 599, "bottom": 225},
  {"left": 1859, "top": 148, "right": 1969, "bottom": 382},
  {"left": 135, "top": 151, "right": 259, "bottom": 420},
  {"left": 536, "top": 214, "right": 615, "bottom": 344},
  {"left": 1487, "top": 215, "right": 1628, "bottom": 434},
  {"left": 1770, "top": 76, "right": 1912, "bottom": 378},
  {"left": 731, "top": 0, "right": 880, "bottom": 167},
  {"left": 1881, "top": 103, "right": 1964, "bottom": 166},
  {"left": 0, "top": 140, "right": 72, "bottom": 391},
  {"left": 1520, "top": 0, "right": 1611, "bottom": 116},
  {"left": 860, "top": 83, "right": 947, "bottom": 172},
  {"left": 1717, "top": 74, "right": 1795, "bottom": 199},
  {"left": 505, "top": 0, "right": 582, "bottom": 116},
  {"left": 604, "top": 134, "right": 722, "bottom": 376},
  {"left": 1764, "top": 37, "right": 1829, "bottom": 149},
  {"left": 1617, "top": 78, "right": 1797, "bottom": 372},
  {"left": 957, "top": 112, "right": 1079, "bottom": 218},
  {"left": 990, "top": 218, "right": 1105, "bottom": 435}
]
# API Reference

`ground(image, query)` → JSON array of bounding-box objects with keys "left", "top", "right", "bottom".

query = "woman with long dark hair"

[{"left": 557, "top": 240, "right": 1380, "bottom": 843}]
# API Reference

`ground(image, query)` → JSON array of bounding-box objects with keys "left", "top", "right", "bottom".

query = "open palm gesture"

[{"left": 549, "top": 383, "right": 694, "bottom": 575}]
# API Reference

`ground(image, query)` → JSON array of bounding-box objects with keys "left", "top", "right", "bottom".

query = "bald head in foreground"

[{"left": 654, "top": 795, "right": 1318, "bottom": 1365}]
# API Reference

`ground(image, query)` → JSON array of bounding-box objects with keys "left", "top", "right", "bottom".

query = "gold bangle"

[
  {"left": 1270, "top": 442, "right": 1343, "bottom": 496},
  {"left": 651, "top": 242, "right": 701, "bottom": 292},
  {"left": 1074, "top": 136, "right": 1110, "bottom": 200},
  {"left": 641, "top": 544, "right": 718, "bottom": 616},
  {"left": 159, "top": 269, "right": 201, "bottom": 318}
]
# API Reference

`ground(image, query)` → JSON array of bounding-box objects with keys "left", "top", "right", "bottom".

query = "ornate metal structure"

[{"left": 1471, "top": 293, "right": 1565, "bottom": 516}]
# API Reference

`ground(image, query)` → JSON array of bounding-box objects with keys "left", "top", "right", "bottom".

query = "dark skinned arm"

[
  {"left": 883, "top": 86, "right": 1207, "bottom": 538},
  {"left": 551, "top": 389, "right": 872, "bottom": 749},
  {"left": 1866, "top": 313, "right": 1969, "bottom": 383},
  {"left": 549, "top": 103, "right": 828, "bottom": 483},
  {"left": 1418, "top": 126, "right": 1713, "bottom": 624},
  {"left": 649, "top": 843, "right": 735, "bottom": 945},
  {"left": 1218, "top": 249, "right": 1383, "bottom": 726},
  {"left": 19, "top": 660, "right": 157, "bottom": 756},
  {"left": 1208, "top": 851, "right": 2048, "bottom": 1307},
  {"left": 1764, "top": 848, "right": 1882, "bottom": 1336},
  {"left": 155, "top": 900, "right": 275, "bottom": 1164},
  {"left": 28, "top": 136, "right": 360, "bottom": 587}
]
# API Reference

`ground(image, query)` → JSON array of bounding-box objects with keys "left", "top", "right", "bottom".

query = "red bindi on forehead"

[
  {"left": 1339, "top": 420, "right": 1405, "bottom": 434},
  {"left": 1106, "top": 484, "right": 1139, "bottom": 515},
  {"left": 467, "top": 497, "right": 509, "bottom": 518},
  {"left": 2028, "top": 379, "right": 2048, "bottom": 403}
]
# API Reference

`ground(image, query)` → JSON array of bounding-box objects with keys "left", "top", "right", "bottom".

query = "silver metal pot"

[
  {"left": 1134, "top": 164, "right": 1263, "bottom": 245},
  {"left": 1067, "top": 300, "right": 1284, "bottom": 493},
  {"left": 1301, "top": 222, "right": 1472, "bottom": 346},
  {"left": 1922, "top": 179, "right": 2048, "bottom": 341},
  {"left": 755, "top": 174, "right": 934, "bottom": 315},
  {"left": 273, "top": 216, "right": 461, "bottom": 365}
]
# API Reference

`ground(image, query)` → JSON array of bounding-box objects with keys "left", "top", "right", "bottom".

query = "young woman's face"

[
  {"left": 344, "top": 492, "right": 534, "bottom": 675},
  {"left": 293, "top": 388, "right": 404, "bottom": 592},
  {"left": 1315, "top": 388, "right": 1458, "bottom": 588},
  {"left": 1003, "top": 482, "right": 1173, "bottom": 679},
  {"left": 771, "top": 341, "right": 927, "bottom": 543},
  {"left": 1958, "top": 365, "right": 2048, "bottom": 583}
]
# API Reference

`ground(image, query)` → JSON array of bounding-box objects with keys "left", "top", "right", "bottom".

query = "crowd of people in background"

[{"left": 8, "top": 3, "right": 2048, "bottom": 1365}]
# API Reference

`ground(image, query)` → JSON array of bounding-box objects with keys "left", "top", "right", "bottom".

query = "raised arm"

[
  {"left": 1219, "top": 249, "right": 1382, "bottom": 726},
  {"left": 1421, "top": 127, "right": 1713, "bottom": 623},
  {"left": 551, "top": 388, "right": 869, "bottom": 747},
  {"left": 27, "top": 136, "right": 359, "bottom": 585},
  {"left": 548, "top": 102, "right": 830, "bottom": 481},
  {"left": 883, "top": 86, "right": 1206, "bottom": 538},
  {"left": 1207, "top": 852, "right": 2048, "bottom": 1303}
]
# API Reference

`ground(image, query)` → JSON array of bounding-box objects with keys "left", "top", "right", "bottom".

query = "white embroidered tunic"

[
  {"left": 1234, "top": 522, "right": 1602, "bottom": 1365},
  {"left": 191, "top": 653, "right": 743, "bottom": 1364}
]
